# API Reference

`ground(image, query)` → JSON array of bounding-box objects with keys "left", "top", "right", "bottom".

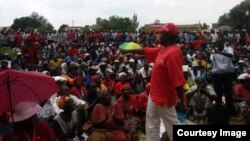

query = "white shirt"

[{"left": 210, "top": 46, "right": 234, "bottom": 74}]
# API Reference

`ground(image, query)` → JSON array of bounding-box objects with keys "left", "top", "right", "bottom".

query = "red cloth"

[
  {"left": 22, "top": 44, "right": 39, "bottom": 66},
  {"left": 192, "top": 39, "right": 203, "bottom": 51},
  {"left": 144, "top": 45, "right": 186, "bottom": 107},
  {"left": 103, "top": 79, "right": 115, "bottom": 91},
  {"left": 117, "top": 95, "right": 138, "bottom": 117},
  {"left": 68, "top": 47, "right": 80, "bottom": 57},
  {"left": 3, "top": 120, "right": 56, "bottom": 141},
  {"left": 67, "top": 32, "right": 75, "bottom": 41},
  {"left": 70, "top": 86, "right": 87, "bottom": 99},
  {"left": 91, "top": 103, "right": 127, "bottom": 141},
  {"left": 235, "top": 84, "right": 250, "bottom": 98},
  {"left": 138, "top": 91, "right": 149, "bottom": 111},
  {"left": 114, "top": 82, "right": 130, "bottom": 98}
]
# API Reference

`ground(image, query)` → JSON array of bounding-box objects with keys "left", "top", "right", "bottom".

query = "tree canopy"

[
  {"left": 59, "top": 24, "right": 69, "bottom": 31},
  {"left": 94, "top": 13, "right": 139, "bottom": 32},
  {"left": 218, "top": 0, "right": 250, "bottom": 31},
  {"left": 11, "top": 12, "right": 54, "bottom": 32}
]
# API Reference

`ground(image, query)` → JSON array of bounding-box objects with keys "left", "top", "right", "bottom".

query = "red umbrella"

[{"left": 0, "top": 69, "right": 58, "bottom": 113}]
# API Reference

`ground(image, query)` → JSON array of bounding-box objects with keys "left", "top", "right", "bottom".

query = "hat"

[
  {"left": 129, "top": 59, "right": 135, "bottom": 63},
  {"left": 12, "top": 102, "right": 41, "bottom": 122},
  {"left": 121, "top": 84, "right": 131, "bottom": 91},
  {"left": 192, "top": 61, "right": 199, "bottom": 67},
  {"left": 53, "top": 76, "right": 67, "bottom": 82},
  {"left": 182, "top": 65, "right": 191, "bottom": 72},
  {"left": 65, "top": 56, "right": 72, "bottom": 63},
  {"left": 89, "top": 65, "right": 98, "bottom": 70},
  {"left": 156, "top": 23, "right": 178, "bottom": 36},
  {"left": 99, "top": 62, "right": 107, "bottom": 66},
  {"left": 119, "top": 72, "right": 127, "bottom": 78},
  {"left": 238, "top": 73, "right": 249, "bottom": 80},
  {"left": 239, "top": 60, "right": 244, "bottom": 63},
  {"left": 101, "top": 57, "right": 108, "bottom": 62},
  {"left": 114, "top": 59, "right": 119, "bottom": 63}
]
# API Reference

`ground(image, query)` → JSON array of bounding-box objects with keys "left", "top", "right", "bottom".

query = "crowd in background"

[{"left": 1, "top": 27, "right": 250, "bottom": 140}]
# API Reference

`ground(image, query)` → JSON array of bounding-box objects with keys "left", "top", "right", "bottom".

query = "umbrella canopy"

[
  {"left": 0, "top": 69, "right": 58, "bottom": 113},
  {"left": 119, "top": 42, "right": 142, "bottom": 51}
]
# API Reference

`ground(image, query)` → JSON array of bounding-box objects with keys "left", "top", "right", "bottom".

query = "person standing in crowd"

[
  {"left": 121, "top": 23, "right": 186, "bottom": 141},
  {"left": 210, "top": 41, "right": 236, "bottom": 116}
]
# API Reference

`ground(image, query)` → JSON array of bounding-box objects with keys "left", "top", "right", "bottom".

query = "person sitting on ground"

[
  {"left": 185, "top": 78, "right": 216, "bottom": 124},
  {"left": 137, "top": 82, "right": 151, "bottom": 132},
  {"left": 87, "top": 93, "right": 127, "bottom": 141},
  {"left": 117, "top": 85, "right": 140, "bottom": 141},
  {"left": 53, "top": 96, "right": 78, "bottom": 141},
  {"left": 91, "top": 75, "right": 108, "bottom": 94},
  {"left": 70, "top": 76, "right": 87, "bottom": 99},
  {"left": 114, "top": 72, "right": 130, "bottom": 99},
  {"left": 234, "top": 73, "right": 250, "bottom": 124}
]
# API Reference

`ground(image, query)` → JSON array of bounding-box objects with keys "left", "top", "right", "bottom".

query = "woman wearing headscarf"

[
  {"left": 70, "top": 76, "right": 87, "bottom": 99},
  {"left": 53, "top": 96, "right": 78, "bottom": 141},
  {"left": 116, "top": 85, "right": 139, "bottom": 141},
  {"left": 87, "top": 94, "right": 127, "bottom": 141}
]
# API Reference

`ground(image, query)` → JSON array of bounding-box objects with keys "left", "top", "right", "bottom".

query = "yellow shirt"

[{"left": 49, "top": 59, "right": 63, "bottom": 69}]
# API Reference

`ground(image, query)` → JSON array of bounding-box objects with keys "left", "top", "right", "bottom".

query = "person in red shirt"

[
  {"left": 234, "top": 74, "right": 250, "bottom": 123},
  {"left": 116, "top": 85, "right": 139, "bottom": 141},
  {"left": 114, "top": 72, "right": 130, "bottom": 99},
  {"left": 138, "top": 83, "right": 151, "bottom": 128},
  {"left": 102, "top": 71, "right": 115, "bottom": 94},
  {"left": 70, "top": 76, "right": 87, "bottom": 99},
  {"left": 121, "top": 23, "right": 186, "bottom": 141}
]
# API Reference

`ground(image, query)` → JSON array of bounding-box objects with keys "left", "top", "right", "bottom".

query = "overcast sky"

[{"left": 0, "top": 0, "right": 244, "bottom": 29}]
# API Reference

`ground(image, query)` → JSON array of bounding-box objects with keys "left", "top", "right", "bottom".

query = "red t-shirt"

[
  {"left": 138, "top": 91, "right": 149, "bottom": 110},
  {"left": 235, "top": 84, "right": 250, "bottom": 98},
  {"left": 117, "top": 95, "right": 138, "bottom": 116},
  {"left": 114, "top": 81, "right": 130, "bottom": 98},
  {"left": 144, "top": 45, "right": 186, "bottom": 107}
]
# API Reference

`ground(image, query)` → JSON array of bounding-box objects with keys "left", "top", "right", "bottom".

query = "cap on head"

[{"left": 156, "top": 23, "right": 178, "bottom": 36}]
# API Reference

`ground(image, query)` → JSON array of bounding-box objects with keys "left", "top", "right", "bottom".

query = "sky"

[{"left": 0, "top": 0, "right": 245, "bottom": 29}]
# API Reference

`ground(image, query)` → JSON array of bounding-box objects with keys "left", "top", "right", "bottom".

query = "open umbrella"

[
  {"left": 0, "top": 69, "right": 58, "bottom": 114},
  {"left": 119, "top": 42, "right": 142, "bottom": 51}
]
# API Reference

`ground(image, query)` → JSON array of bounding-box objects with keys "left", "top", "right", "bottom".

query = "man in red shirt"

[{"left": 121, "top": 23, "right": 186, "bottom": 141}]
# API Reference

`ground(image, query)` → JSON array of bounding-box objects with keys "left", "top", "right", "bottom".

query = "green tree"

[
  {"left": 11, "top": 12, "right": 54, "bottom": 31},
  {"left": 218, "top": 0, "right": 250, "bottom": 30},
  {"left": 95, "top": 14, "right": 139, "bottom": 32},
  {"left": 130, "top": 13, "right": 139, "bottom": 31},
  {"left": 59, "top": 24, "right": 69, "bottom": 31},
  {"left": 81, "top": 25, "right": 91, "bottom": 33},
  {"left": 202, "top": 23, "right": 210, "bottom": 29},
  {"left": 153, "top": 19, "right": 161, "bottom": 24}
]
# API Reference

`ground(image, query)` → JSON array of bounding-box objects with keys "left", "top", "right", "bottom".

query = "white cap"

[
  {"left": 129, "top": 59, "right": 135, "bottom": 63},
  {"left": 183, "top": 65, "right": 191, "bottom": 72}
]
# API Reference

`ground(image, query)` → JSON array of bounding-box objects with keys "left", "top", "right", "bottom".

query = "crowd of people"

[{"left": 0, "top": 24, "right": 250, "bottom": 141}]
